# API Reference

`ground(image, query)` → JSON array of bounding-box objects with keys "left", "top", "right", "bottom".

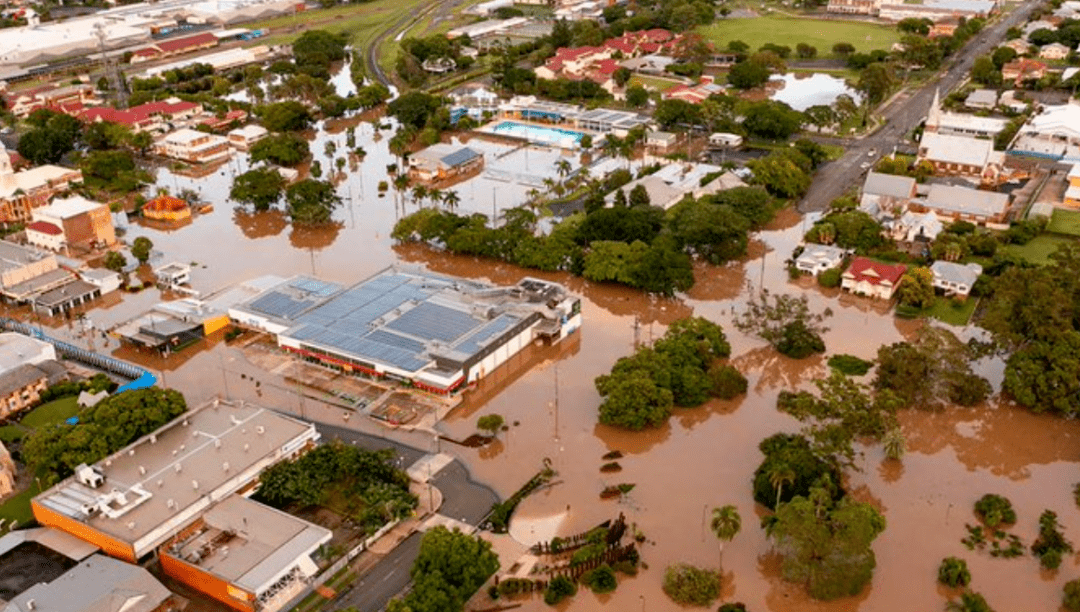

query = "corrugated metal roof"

[
  {"left": 385, "top": 301, "right": 478, "bottom": 342},
  {"left": 453, "top": 314, "right": 519, "bottom": 355},
  {"left": 439, "top": 147, "right": 480, "bottom": 168}
]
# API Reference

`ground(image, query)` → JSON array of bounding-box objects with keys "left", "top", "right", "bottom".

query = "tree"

[
  {"left": 628, "top": 183, "right": 650, "bottom": 207},
  {"left": 230, "top": 167, "right": 287, "bottom": 211},
  {"left": 856, "top": 62, "right": 897, "bottom": 108},
  {"left": 898, "top": 17, "right": 932, "bottom": 35},
  {"left": 897, "top": 266, "right": 935, "bottom": 309},
  {"left": 795, "top": 43, "right": 817, "bottom": 59},
  {"left": 286, "top": 179, "right": 341, "bottom": 225},
  {"left": 476, "top": 414, "right": 504, "bottom": 437},
  {"left": 104, "top": 251, "right": 127, "bottom": 273},
  {"left": 768, "top": 485, "right": 886, "bottom": 600},
  {"left": 938, "top": 557, "right": 971, "bottom": 588},
  {"left": 832, "top": 42, "right": 856, "bottom": 56},
  {"left": 734, "top": 290, "right": 831, "bottom": 358},
  {"left": 662, "top": 563, "right": 720, "bottom": 606},
  {"left": 710, "top": 505, "right": 741, "bottom": 571},
  {"left": 727, "top": 59, "right": 771, "bottom": 89},
  {"left": 753, "top": 434, "right": 841, "bottom": 510},
  {"left": 626, "top": 84, "right": 649, "bottom": 107},
  {"left": 992, "top": 46, "right": 1017, "bottom": 69},
  {"left": 1002, "top": 331, "right": 1080, "bottom": 416},
  {"left": 1064, "top": 578, "right": 1080, "bottom": 612},
  {"left": 292, "top": 29, "right": 348, "bottom": 78},
  {"left": 250, "top": 133, "right": 311, "bottom": 167},
  {"left": 747, "top": 149, "right": 813, "bottom": 199},
  {"left": 971, "top": 56, "right": 1002, "bottom": 86},
  {"left": 387, "top": 91, "right": 444, "bottom": 130},
  {"left": 131, "top": 236, "right": 153, "bottom": 264},
  {"left": 946, "top": 591, "right": 994, "bottom": 612},
  {"left": 393, "top": 526, "right": 499, "bottom": 612},
  {"left": 874, "top": 328, "right": 991, "bottom": 409},
  {"left": 544, "top": 576, "right": 577, "bottom": 605},
  {"left": 709, "top": 364, "right": 748, "bottom": 399},
  {"left": 257, "top": 100, "right": 312, "bottom": 132}
]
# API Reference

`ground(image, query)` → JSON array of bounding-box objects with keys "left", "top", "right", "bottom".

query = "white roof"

[
  {"left": 923, "top": 184, "right": 1010, "bottom": 217},
  {"left": 930, "top": 260, "right": 982, "bottom": 286},
  {"left": 796, "top": 243, "right": 846, "bottom": 265},
  {"left": 1069, "top": 163, "right": 1080, "bottom": 179},
  {"left": 965, "top": 89, "right": 998, "bottom": 106},
  {"left": 36, "top": 195, "right": 104, "bottom": 219},
  {"left": 0, "top": 165, "right": 78, "bottom": 199},
  {"left": 920, "top": 132, "right": 993, "bottom": 167},
  {"left": 228, "top": 124, "right": 268, "bottom": 139},
  {"left": 1025, "top": 103, "right": 1080, "bottom": 138},
  {"left": 938, "top": 112, "right": 1008, "bottom": 134},
  {"left": 863, "top": 171, "right": 916, "bottom": 199},
  {"left": 163, "top": 128, "right": 216, "bottom": 145}
]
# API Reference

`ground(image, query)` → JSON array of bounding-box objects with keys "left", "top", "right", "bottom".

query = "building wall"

[
  {"left": 61, "top": 213, "right": 96, "bottom": 249},
  {"left": 0, "top": 376, "right": 46, "bottom": 419},
  {"left": 88, "top": 206, "right": 117, "bottom": 246},
  {"left": 31, "top": 500, "right": 137, "bottom": 561},
  {"left": 204, "top": 315, "right": 230, "bottom": 336},
  {"left": 160, "top": 552, "right": 256, "bottom": 612},
  {"left": 0, "top": 253, "right": 57, "bottom": 288},
  {"left": 27, "top": 230, "right": 66, "bottom": 252}
]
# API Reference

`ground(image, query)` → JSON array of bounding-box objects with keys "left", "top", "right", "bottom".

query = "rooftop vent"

[
  {"left": 138, "top": 466, "right": 146, "bottom": 476},
  {"left": 222, "top": 462, "right": 230, "bottom": 472},
  {"left": 27, "top": 600, "right": 34, "bottom": 611},
  {"left": 127, "top": 521, "right": 136, "bottom": 530},
  {"left": 167, "top": 499, "right": 175, "bottom": 509},
  {"left": 192, "top": 480, "right": 199, "bottom": 490},
  {"left": 75, "top": 464, "right": 104, "bottom": 489},
  {"left": 243, "top": 443, "right": 249, "bottom": 453},
  {"left": 214, "top": 439, "right": 221, "bottom": 449},
  {"left": 256, "top": 426, "right": 265, "bottom": 435},
  {"left": 174, "top": 463, "right": 182, "bottom": 473},
  {"left": 128, "top": 449, "right": 135, "bottom": 456},
  {"left": 149, "top": 435, "right": 157, "bottom": 444},
  {"left": 157, "top": 480, "right": 164, "bottom": 488}
]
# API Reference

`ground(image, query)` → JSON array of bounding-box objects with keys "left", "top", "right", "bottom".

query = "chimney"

[{"left": 27, "top": 601, "right": 35, "bottom": 611}]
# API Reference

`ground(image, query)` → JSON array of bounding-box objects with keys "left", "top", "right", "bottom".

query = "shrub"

[
  {"left": 827, "top": 354, "right": 873, "bottom": 376},
  {"left": 584, "top": 564, "right": 618, "bottom": 594},
  {"left": 949, "top": 591, "right": 994, "bottom": 612},
  {"left": 709, "top": 364, "right": 748, "bottom": 399},
  {"left": 718, "top": 605, "right": 748, "bottom": 612},
  {"left": 1064, "top": 578, "right": 1080, "bottom": 612},
  {"left": 776, "top": 320, "right": 826, "bottom": 359},
  {"left": 543, "top": 576, "right": 576, "bottom": 605},
  {"left": 1032, "top": 510, "right": 1073, "bottom": 570},
  {"left": 818, "top": 267, "right": 842, "bottom": 288},
  {"left": 497, "top": 578, "right": 534, "bottom": 598},
  {"left": 973, "top": 494, "right": 1016, "bottom": 528},
  {"left": 662, "top": 563, "right": 720, "bottom": 606},
  {"left": 937, "top": 557, "right": 971, "bottom": 588}
]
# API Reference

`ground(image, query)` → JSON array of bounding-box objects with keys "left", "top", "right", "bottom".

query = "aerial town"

[{"left": 0, "top": 0, "right": 1079, "bottom": 610}]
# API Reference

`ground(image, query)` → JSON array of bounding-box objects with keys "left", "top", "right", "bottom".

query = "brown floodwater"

[{"left": 31, "top": 69, "right": 1080, "bottom": 612}]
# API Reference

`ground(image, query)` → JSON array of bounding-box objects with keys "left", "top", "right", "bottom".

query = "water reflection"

[
  {"left": 232, "top": 208, "right": 288, "bottom": 239},
  {"left": 769, "top": 72, "right": 863, "bottom": 112}
]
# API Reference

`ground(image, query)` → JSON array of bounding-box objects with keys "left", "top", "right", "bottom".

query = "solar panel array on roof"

[
  {"left": 440, "top": 147, "right": 480, "bottom": 168},
  {"left": 292, "top": 323, "right": 431, "bottom": 371},
  {"left": 248, "top": 291, "right": 314, "bottom": 320},
  {"left": 453, "top": 314, "right": 519, "bottom": 355},
  {"left": 289, "top": 277, "right": 340, "bottom": 297},
  {"left": 386, "top": 302, "right": 480, "bottom": 343}
]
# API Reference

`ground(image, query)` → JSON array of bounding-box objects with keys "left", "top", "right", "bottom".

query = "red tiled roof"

[
  {"left": 133, "top": 47, "right": 162, "bottom": 58},
  {"left": 604, "top": 38, "right": 636, "bottom": 54},
  {"left": 844, "top": 257, "right": 906, "bottom": 286},
  {"left": 155, "top": 32, "right": 217, "bottom": 54},
  {"left": 143, "top": 195, "right": 189, "bottom": 212},
  {"left": 79, "top": 100, "right": 199, "bottom": 126},
  {"left": 27, "top": 221, "right": 62, "bottom": 236},
  {"left": 593, "top": 59, "right": 620, "bottom": 75},
  {"left": 643, "top": 28, "right": 673, "bottom": 42}
]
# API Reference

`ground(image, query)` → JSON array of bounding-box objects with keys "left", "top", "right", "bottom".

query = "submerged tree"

[
  {"left": 710, "top": 505, "right": 741, "bottom": 572},
  {"left": 767, "top": 485, "right": 886, "bottom": 601},
  {"left": 735, "top": 289, "right": 831, "bottom": 358}
]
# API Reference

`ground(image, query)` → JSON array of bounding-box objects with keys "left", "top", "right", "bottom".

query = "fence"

[{"left": 0, "top": 317, "right": 150, "bottom": 381}]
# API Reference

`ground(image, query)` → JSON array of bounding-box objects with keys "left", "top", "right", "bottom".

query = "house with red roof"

[
  {"left": 534, "top": 30, "right": 681, "bottom": 91},
  {"left": 841, "top": 257, "right": 907, "bottom": 300},
  {"left": 663, "top": 77, "right": 726, "bottom": 104},
  {"left": 79, "top": 99, "right": 202, "bottom": 133},
  {"left": 129, "top": 32, "right": 218, "bottom": 64},
  {"left": 1001, "top": 59, "right": 1047, "bottom": 85},
  {"left": 3, "top": 83, "right": 98, "bottom": 118},
  {"left": 25, "top": 220, "right": 65, "bottom": 252}
]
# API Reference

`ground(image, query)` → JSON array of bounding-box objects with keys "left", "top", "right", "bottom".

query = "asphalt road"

[
  {"left": 798, "top": 0, "right": 1044, "bottom": 212},
  {"left": 315, "top": 424, "right": 499, "bottom": 612}
]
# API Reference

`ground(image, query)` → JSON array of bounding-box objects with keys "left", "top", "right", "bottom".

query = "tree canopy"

[
  {"left": 250, "top": 133, "right": 311, "bottom": 167},
  {"left": 390, "top": 526, "right": 500, "bottom": 612},
  {"left": 286, "top": 179, "right": 341, "bottom": 225},
  {"left": 734, "top": 289, "right": 831, "bottom": 359},
  {"left": 230, "top": 167, "right": 287, "bottom": 211}
]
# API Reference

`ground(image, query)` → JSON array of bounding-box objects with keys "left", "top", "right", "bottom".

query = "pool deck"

[{"left": 476, "top": 119, "right": 603, "bottom": 150}]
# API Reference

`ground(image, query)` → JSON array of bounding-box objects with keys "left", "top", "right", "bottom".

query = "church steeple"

[{"left": 926, "top": 88, "right": 942, "bottom": 133}]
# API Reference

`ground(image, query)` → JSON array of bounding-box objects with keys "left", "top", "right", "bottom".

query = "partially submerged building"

[
  {"left": 31, "top": 400, "right": 320, "bottom": 563},
  {"left": 407, "top": 145, "right": 483, "bottom": 185},
  {"left": 1, "top": 554, "right": 178, "bottom": 612},
  {"left": 229, "top": 269, "right": 582, "bottom": 394}
]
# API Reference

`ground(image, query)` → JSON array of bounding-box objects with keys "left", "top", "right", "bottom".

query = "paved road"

[
  {"left": 798, "top": 0, "right": 1043, "bottom": 212},
  {"left": 315, "top": 424, "right": 499, "bottom": 612},
  {"left": 361, "top": 0, "right": 470, "bottom": 87}
]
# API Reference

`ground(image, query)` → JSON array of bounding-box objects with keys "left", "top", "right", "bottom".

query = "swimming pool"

[{"left": 490, "top": 121, "right": 587, "bottom": 148}]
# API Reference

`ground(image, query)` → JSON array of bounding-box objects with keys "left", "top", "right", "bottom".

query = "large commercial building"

[
  {"left": 229, "top": 269, "right": 582, "bottom": 394},
  {"left": 31, "top": 399, "right": 320, "bottom": 563}
]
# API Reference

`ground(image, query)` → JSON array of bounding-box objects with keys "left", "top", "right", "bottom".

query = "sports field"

[
  {"left": 697, "top": 15, "right": 902, "bottom": 55},
  {"left": 243, "top": 0, "right": 432, "bottom": 47}
]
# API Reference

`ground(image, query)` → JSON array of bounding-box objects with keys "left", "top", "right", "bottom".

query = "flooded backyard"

[
  {"left": 769, "top": 72, "right": 861, "bottom": 111},
  {"left": 21, "top": 63, "right": 1080, "bottom": 612}
]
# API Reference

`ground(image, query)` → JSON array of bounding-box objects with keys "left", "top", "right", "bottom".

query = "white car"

[
  {"left": 867, "top": 149, "right": 877, "bottom": 157},
  {"left": 860, "top": 162, "right": 872, "bottom": 170}
]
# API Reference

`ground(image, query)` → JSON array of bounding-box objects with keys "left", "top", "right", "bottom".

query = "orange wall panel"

[
  {"left": 31, "top": 500, "right": 136, "bottom": 562},
  {"left": 160, "top": 553, "right": 255, "bottom": 612}
]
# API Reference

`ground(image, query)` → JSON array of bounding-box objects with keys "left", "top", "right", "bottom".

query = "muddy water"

[{"left": 35, "top": 61, "right": 1080, "bottom": 611}]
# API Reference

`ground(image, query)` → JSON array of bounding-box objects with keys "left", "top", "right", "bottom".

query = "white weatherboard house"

[
  {"left": 794, "top": 244, "right": 847, "bottom": 275},
  {"left": 930, "top": 261, "right": 983, "bottom": 296}
]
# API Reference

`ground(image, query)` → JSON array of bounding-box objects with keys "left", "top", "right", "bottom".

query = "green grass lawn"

[
  {"left": 1005, "top": 234, "right": 1078, "bottom": 265},
  {"left": 696, "top": 15, "right": 901, "bottom": 55},
  {"left": 0, "top": 481, "right": 42, "bottom": 531},
  {"left": 242, "top": 0, "right": 432, "bottom": 48},
  {"left": 926, "top": 296, "right": 979, "bottom": 327},
  {"left": 1046, "top": 208, "right": 1080, "bottom": 237},
  {"left": 19, "top": 396, "right": 80, "bottom": 430},
  {"left": 629, "top": 75, "right": 684, "bottom": 92},
  {"left": 0, "top": 424, "right": 28, "bottom": 443}
]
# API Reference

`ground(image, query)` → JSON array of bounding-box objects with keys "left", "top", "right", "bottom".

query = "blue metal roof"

[
  {"left": 453, "top": 314, "right": 519, "bottom": 355},
  {"left": 439, "top": 147, "right": 480, "bottom": 168},
  {"left": 385, "top": 302, "right": 478, "bottom": 343}
]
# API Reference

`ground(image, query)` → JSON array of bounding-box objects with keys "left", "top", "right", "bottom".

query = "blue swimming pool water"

[{"left": 491, "top": 121, "right": 586, "bottom": 147}]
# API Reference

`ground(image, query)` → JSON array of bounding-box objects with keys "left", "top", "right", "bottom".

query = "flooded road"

[{"left": 43, "top": 63, "right": 1080, "bottom": 612}]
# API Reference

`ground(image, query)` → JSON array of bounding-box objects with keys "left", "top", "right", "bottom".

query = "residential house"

[
  {"left": 79, "top": 268, "right": 122, "bottom": 295},
  {"left": 841, "top": 257, "right": 907, "bottom": 300},
  {"left": 154, "top": 128, "right": 231, "bottom": 164},
  {"left": 79, "top": 99, "right": 202, "bottom": 134},
  {"left": 141, "top": 194, "right": 191, "bottom": 222},
  {"left": 0, "top": 440, "right": 13, "bottom": 496},
  {"left": 25, "top": 220, "right": 65, "bottom": 252},
  {"left": 154, "top": 262, "right": 192, "bottom": 288},
  {"left": 227, "top": 124, "right": 269, "bottom": 150},
  {"left": 794, "top": 244, "right": 847, "bottom": 275},
  {"left": 31, "top": 196, "right": 117, "bottom": 252},
  {"left": 892, "top": 210, "right": 944, "bottom": 243},
  {"left": 708, "top": 133, "right": 743, "bottom": 148},
  {"left": 1040, "top": 42, "right": 1071, "bottom": 59},
  {"left": 0, "top": 146, "right": 83, "bottom": 225},
  {"left": 917, "top": 132, "right": 1003, "bottom": 179},
  {"left": 859, "top": 171, "right": 917, "bottom": 219},
  {"left": 998, "top": 90, "right": 1029, "bottom": 113},
  {"left": 916, "top": 183, "right": 1012, "bottom": 226},
  {"left": 1023, "top": 19, "right": 1057, "bottom": 39},
  {"left": 1010, "top": 102, "right": 1080, "bottom": 157},
  {"left": 925, "top": 89, "right": 1008, "bottom": 138},
  {"left": 1002, "top": 38, "right": 1033, "bottom": 55},
  {"left": 662, "top": 79, "right": 725, "bottom": 104},
  {"left": 645, "top": 130, "right": 678, "bottom": 155},
  {"left": 199, "top": 109, "right": 248, "bottom": 132},
  {"left": 1, "top": 83, "right": 97, "bottom": 118},
  {"left": 930, "top": 261, "right": 983, "bottom": 297},
  {"left": 964, "top": 89, "right": 999, "bottom": 110},
  {"left": 0, "top": 360, "right": 65, "bottom": 420},
  {"left": 1001, "top": 58, "right": 1047, "bottom": 84},
  {"left": 826, "top": 0, "right": 882, "bottom": 15},
  {"left": 408, "top": 144, "right": 484, "bottom": 184},
  {"left": 604, "top": 162, "right": 746, "bottom": 210}
]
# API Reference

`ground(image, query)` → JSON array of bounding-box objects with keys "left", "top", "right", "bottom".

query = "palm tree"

[
  {"left": 883, "top": 427, "right": 905, "bottom": 460},
  {"left": 768, "top": 463, "right": 796, "bottom": 509},
  {"left": 428, "top": 188, "right": 444, "bottom": 209},
  {"left": 710, "top": 505, "right": 741, "bottom": 573},
  {"left": 411, "top": 185, "right": 429, "bottom": 208},
  {"left": 442, "top": 190, "right": 461, "bottom": 212},
  {"left": 555, "top": 158, "right": 572, "bottom": 181}
]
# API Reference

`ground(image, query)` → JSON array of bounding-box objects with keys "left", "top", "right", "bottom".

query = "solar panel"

[
  {"left": 248, "top": 291, "right": 312, "bottom": 319},
  {"left": 385, "top": 302, "right": 480, "bottom": 342},
  {"left": 453, "top": 314, "right": 519, "bottom": 355}
]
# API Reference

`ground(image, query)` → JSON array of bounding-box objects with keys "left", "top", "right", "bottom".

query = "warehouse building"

[
  {"left": 31, "top": 399, "right": 320, "bottom": 563},
  {"left": 229, "top": 269, "right": 582, "bottom": 394}
]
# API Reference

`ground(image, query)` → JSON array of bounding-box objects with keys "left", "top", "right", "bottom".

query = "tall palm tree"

[
  {"left": 411, "top": 185, "right": 429, "bottom": 208},
  {"left": 710, "top": 505, "right": 741, "bottom": 573},
  {"left": 442, "top": 190, "right": 461, "bottom": 212},
  {"left": 555, "top": 158, "right": 572, "bottom": 181},
  {"left": 768, "top": 463, "right": 796, "bottom": 509},
  {"left": 428, "top": 188, "right": 444, "bottom": 209}
]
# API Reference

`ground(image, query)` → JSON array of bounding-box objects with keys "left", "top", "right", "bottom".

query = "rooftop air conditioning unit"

[{"left": 75, "top": 464, "right": 105, "bottom": 489}]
